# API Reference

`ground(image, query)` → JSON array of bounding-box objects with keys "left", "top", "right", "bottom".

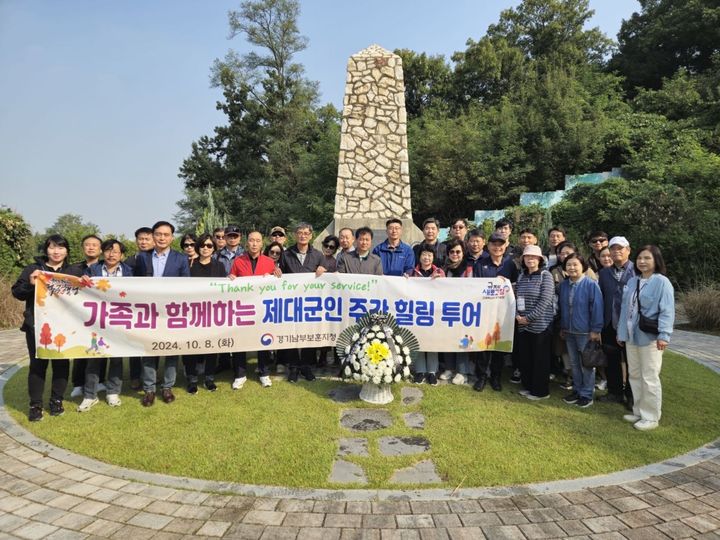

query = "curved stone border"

[{"left": 2, "top": 359, "right": 720, "bottom": 501}]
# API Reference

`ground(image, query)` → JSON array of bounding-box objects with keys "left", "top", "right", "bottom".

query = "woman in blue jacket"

[
  {"left": 559, "top": 254, "right": 603, "bottom": 408},
  {"left": 617, "top": 245, "right": 675, "bottom": 431}
]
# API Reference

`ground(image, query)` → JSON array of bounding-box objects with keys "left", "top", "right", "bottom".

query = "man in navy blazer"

[
  {"left": 598, "top": 236, "right": 635, "bottom": 408},
  {"left": 135, "top": 221, "right": 190, "bottom": 407}
]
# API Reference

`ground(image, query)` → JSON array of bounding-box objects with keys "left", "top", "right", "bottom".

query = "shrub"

[
  {"left": 681, "top": 285, "right": 720, "bottom": 331},
  {"left": 0, "top": 274, "right": 23, "bottom": 330}
]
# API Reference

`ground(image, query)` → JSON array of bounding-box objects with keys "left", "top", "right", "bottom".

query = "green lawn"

[{"left": 4, "top": 351, "right": 720, "bottom": 489}]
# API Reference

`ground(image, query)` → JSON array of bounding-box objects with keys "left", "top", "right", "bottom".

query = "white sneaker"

[
  {"left": 97, "top": 383, "right": 107, "bottom": 393},
  {"left": 634, "top": 420, "right": 659, "bottom": 431},
  {"left": 232, "top": 377, "right": 247, "bottom": 390},
  {"left": 596, "top": 379, "right": 607, "bottom": 391},
  {"left": 623, "top": 414, "right": 641, "bottom": 423},
  {"left": 451, "top": 373, "right": 466, "bottom": 385},
  {"left": 77, "top": 398, "right": 99, "bottom": 412},
  {"left": 518, "top": 389, "right": 531, "bottom": 396},
  {"left": 259, "top": 376, "right": 272, "bottom": 388},
  {"left": 276, "top": 364, "right": 286, "bottom": 374},
  {"left": 525, "top": 393, "right": 550, "bottom": 400},
  {"left": 439, "top": 370, "right": 453, "bottom": 380},
  {"left": 106, "top": 394, "right": 121, "bottom": 407},
  {"left": 70, "top": 386, "right": 83, "bottom": 398}
]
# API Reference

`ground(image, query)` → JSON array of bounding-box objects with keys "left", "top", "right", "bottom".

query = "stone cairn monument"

[{"left": 316, "top": 44, "right": 423, "bottom": 246}]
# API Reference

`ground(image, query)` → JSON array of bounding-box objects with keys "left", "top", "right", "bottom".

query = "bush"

[
  {"left": 0, "top": 274, "right": 23, "bottom": 330},
  {"left": 681, "top": 285, "right": 720, "bottom": 331}
]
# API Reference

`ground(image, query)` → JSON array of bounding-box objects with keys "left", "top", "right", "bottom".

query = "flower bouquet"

[{"left": 335, "top": 312, "right": 419, "bottom": 404}]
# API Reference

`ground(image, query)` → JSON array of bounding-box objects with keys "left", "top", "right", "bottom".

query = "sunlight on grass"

[{"left": 4, "top": 351, "right": 719, "bottom": 489}]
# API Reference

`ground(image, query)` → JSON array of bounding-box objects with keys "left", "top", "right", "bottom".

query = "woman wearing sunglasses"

[{"left": 180, "top": 233, "right": 199, "bottom": 267}]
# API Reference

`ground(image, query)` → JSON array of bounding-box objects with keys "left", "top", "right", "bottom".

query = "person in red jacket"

[{"left": 229, "top": 231, "right": 281, "bottom": 389}]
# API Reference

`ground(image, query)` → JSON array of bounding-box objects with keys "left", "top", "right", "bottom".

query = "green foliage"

[
  {"left": 0, "top": 208, "right": 33, "bottom": 277},
  {"left": 178, "top": 0, "right": 337, "bottom": 233},
  {"left": 395, "top": 49, "right": 453, "bottom": 119},
  {"left": 682, "top": 285, "right": 720, "bottom": 330},
  {"left": 610, "top": 0, "right": 720, "bottom": 94}
]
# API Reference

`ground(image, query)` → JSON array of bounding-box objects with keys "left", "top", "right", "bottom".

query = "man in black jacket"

[{"left": 280, "top": 222, "right": 327, "bottom": 382}]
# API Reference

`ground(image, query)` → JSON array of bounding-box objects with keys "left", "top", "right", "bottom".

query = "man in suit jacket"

[{"left": 135, "top": 221, "right": 191, "bottom": 407}]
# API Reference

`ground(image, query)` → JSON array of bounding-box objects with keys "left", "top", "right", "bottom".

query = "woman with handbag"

[
  {"left": 558, "top": 254, "right": 604, "bottom": 408},
  {"left": 617, "top": 245, "right": 675, "bottom": 431}
]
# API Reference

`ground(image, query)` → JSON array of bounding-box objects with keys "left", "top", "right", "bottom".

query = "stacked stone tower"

[{"left": 315, "top": 44, "right": 422, "bottom": 247}]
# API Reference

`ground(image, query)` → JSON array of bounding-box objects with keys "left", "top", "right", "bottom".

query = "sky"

[{"left": 0, "top": 0, "right": 639, "bottom": 238}]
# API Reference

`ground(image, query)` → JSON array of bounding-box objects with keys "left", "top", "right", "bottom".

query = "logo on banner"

[
  {"left": 260, "top": 333, "right": 274, "bottom": 346},
  {"left": 481, "top": 283, "right": 511, "bottom": 299}
]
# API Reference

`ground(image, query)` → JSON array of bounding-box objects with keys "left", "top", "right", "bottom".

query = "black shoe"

[
  {"left": 413, "top": 372, "right": 426, "bottom": 384},
  {"left": 288, "top": 367, "right": 299, "bottom": 383},
  {"left": 473, "top": 376, "right": 486, "bottom": 392},
  {"left": 509, "top": 369, "right": 521, "bottom": 384},
  {"left": 48, "top": 399, "right": 64, "bottom": 417},
  {"left": 426, "top": 372, "right": 438, "bottom": 386},
  {"left": 300, "top": 366, "right": 316, "bottom": 381},
  {"left": 205, "top": 381, "right": 217, "bottom": 392},
  {"left": 28, "top": 406, "right": 43, "bottom": 422},
  {"left": 576, "top": 397, "right": 594, "bottom": 408},
  {"left": 490, "top": 377, "right": 502, "bottom": 392},
  {"left": 562, "top": 392, "right": 579, "bottom": 404},
  {"left": 187, "top": 384, "right": 198, "bottom": 395},
  {"left": 597, "top": 393, "right": 624, "bottom": 404}
]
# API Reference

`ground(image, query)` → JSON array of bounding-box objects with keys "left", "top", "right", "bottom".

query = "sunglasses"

[
  {"left": 590, "top": 238, "right": 607, "bottom": 243},
  {"left": 200, "top": 243, "right": 215, "bottom": 249},
  {"left": 269, "top": 250, "right": 281, "bottom": 256},
  {"left": 323, "top": 244, "right": 337, "bottom": 250},
  {"left": 271, "top": 232, "right": 285, "bottom": 237},
  {"left": 214, "top": 235, "right": 224, "bottom": 239},
  {"left": 182, "top": 243, "right": 195, "bottom": 248}
]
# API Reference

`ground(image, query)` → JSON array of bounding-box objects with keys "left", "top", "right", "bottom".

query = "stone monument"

[{"left": 315, "top": 44, "right": 423, "bottom": 247}]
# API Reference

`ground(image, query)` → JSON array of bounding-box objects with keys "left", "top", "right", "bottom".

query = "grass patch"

[{"left": 4, "top": 351, "right": 720, "bottom": 489}]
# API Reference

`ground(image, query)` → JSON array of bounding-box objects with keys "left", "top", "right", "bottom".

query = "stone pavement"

[{"left": 1, "top": 328, "right": 720, "bottom": 539}]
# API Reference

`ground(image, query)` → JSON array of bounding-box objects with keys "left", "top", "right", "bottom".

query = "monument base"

[{"left": 314, "top": 218, "right": 424, "bottom": 250}]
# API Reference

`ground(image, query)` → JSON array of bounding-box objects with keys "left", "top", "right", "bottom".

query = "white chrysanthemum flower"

[
  {"left": 372, "top": 339, "right": 380, "bottom": 345},
  {"left": 385, "top": 327, "right": 394, "bottom": 336},
  {"left": 361, "top": 374, "right": 369, "bottom": 382},
  {"left": 353, "top": 373, "right": 361, "bottom": 380},
  {"left": 402, "top": 346, "right": 410, "bottom": 355},
  {"left": 372, "top": 376, "right": 381, "bottom": 385},
  {"left": 352, "top": 362, "right": 360, "bottom": 371},
  {"left": 351, "top": 333, "right": 359, "bottom": 341},
  {"left": 360, "top": 337, "right": 367, "bottom": 344},
  {"left": 403, "top": 367, "right": 410, "bottom": 377},
  {"left": 367, "top": 332, "right": 375, "bottom": 339},
  {"left": 371, "top": 325, "right": 380, "bottom": 331},
  {"left": 344, "top": 366, "right": 352, "bottom": 376},
  {"left": 377, "top": 332, "right": 385, "bottom": 339},
  {"left": 395, "top": 335, "right": 403, "bottom": 344},
  {"left": 383, "top": 374, "right": 393, "bottom": 384},
  {"left": 394, "top": 373, "right": 402, "bottom": 382}
]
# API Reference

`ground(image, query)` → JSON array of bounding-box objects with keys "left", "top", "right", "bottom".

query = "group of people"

[{"left": 12, "top": 217, "right": 674, "bottom": 431}]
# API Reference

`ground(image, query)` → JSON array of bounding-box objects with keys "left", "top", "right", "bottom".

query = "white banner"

[{"left": 33, "top": 272, "right": 515, "bottom": 359}]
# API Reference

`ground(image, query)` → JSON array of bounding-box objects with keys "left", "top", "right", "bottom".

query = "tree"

[
  {"left": 0, "top": 207, "right": 33, "bottom": 277},
  {"left": 395, "top": 49, "right": 453, "bottom": 119},
  {"left": 609, "top": 0, "right": 720, "bottom": 93},
  {"left": 39, "top": 323, "right": 52, "bottom": 348},
  {"left": 178, "top": 0, "right": 338, "bottom": 232},
  {"left": 53, "top": 333, "right": 66, "bottom": 352}
]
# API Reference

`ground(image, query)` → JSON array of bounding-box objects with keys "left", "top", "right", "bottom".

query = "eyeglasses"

[
  {"left": 200, "top": 243, "right": 215, "bottom": 249},
  {"left": 452, "top": 224, "right": 467, "bottom": 229},
  {"left": 103, "top": 250, "right": 122, "bottom": 256},
  {"left": 181, "top": 243, "right": 195, "bottom": 249},
  {"left": 590, "top": 238, "right": 607, "bottom": 244},
  {"left": 269, "top": 250, "right": 281, "bottom": 256},
  {"left": 214, "top": 235, "right": 224, "bottom": 239}
]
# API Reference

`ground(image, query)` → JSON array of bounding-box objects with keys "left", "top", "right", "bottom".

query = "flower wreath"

[{"left": 335, "top": 312, "right": 419, "bottom": 385}]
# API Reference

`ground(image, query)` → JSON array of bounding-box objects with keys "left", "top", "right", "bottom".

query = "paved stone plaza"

[{"left": 1, "top": 328, "right": 720, "bottom": 538}]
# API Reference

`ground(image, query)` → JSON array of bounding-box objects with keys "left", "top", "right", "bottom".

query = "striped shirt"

[{"left": 515, "top": 270, "right": 554, "bottom": 333}]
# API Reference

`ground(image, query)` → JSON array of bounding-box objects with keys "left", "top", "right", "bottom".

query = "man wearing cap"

[
  {"left": 215, "top": 225, "right": 244, "bottom": 274},
  {"left": 473, "top": 232, "right": 519, "bottom": 391},
  {"left": 372, "top": 218, "right": 415, "bottom": 276},
  {"left": 269, "top": 226, "right": 287, "bottom": 248},
  {"left": 598, "top": 236, "right": 635, "bottom": 407}
]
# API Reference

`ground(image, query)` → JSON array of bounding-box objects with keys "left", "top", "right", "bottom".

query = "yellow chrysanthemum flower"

[{"left": 365, "top": 342, "right": 390, "bottom": 365}]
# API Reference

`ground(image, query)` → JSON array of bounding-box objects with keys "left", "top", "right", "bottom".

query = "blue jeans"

[
  {"left": 142, "top": 356, "right": 177, "bottom": 392},
  {"left": 85, "top": 357, "right": 122, "bottom": 398},
  {"left": 414, "top": 352, "right": 439, "bottom": 374},
  {"left": 443, "top": 352, "right": 471, "bottom": 374},
  {"left": 565, "top": 333, "right": 595, "bottom": 400}
]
